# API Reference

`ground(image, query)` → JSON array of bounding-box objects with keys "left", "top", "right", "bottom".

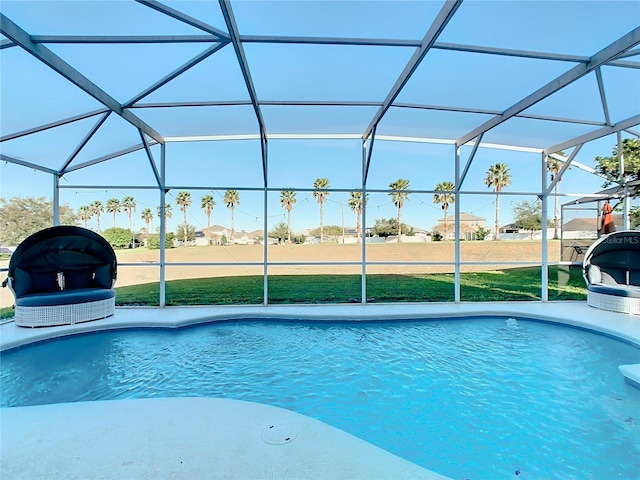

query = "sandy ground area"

[{"left": 0, "top": 241, "right": 562, "bottom": 308}]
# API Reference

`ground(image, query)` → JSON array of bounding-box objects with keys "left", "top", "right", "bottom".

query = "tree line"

[{"left": 1, "top": 140, "right": 637, "bottom": 247}]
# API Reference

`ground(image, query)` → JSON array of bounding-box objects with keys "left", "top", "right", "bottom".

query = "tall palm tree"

[
  {"left": 313, "top": 178, "right": 330, "bottom": 242},
  {"left": 433, "top": 181, "right": 455, "bottom": 240},
  {"left": 201, "top": 194, "right": 216, "bottom": 243},
  {"left": 389, "top": 179, "right": 410, "bottom": 242},
  {"left": 484, "top": 163, "right": 512, "bottom": 240},
  {"left": 348, "top": 191, "right": 368, "bottom": 243},
  {"left": 223, "top": 190, "right": 240, "bottom": 243},
  {"left": 156, "top": 203, "right": 172, "bottom": 233},
  {"left": 176, "top": 191, "right": 192, "bottom": 245},
  {"left": 78, "top": 205, "right": 92, "bottom": 228},
  {"left": 547, "top": 152, "right": 568, "bottom": 240},
  {"left": 280, "top": 189, "right": 297, "bottom": 243},
  {"left": 141, "top": 208, "right": 153, "bottom": 245},
  {"left": 106, "top": 198, "right": 121, "bottom": 228},
  {"left": 90, "top": 200, "right": 103, "bottom": 233},
  {"left": 121, "top": 196, "right": 136, "bottom": 235}
]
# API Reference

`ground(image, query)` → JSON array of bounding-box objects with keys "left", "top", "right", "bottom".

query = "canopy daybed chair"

[
  {"left": 583, "top": 230, "right": 640, "bottom": 315},
  {"left": 3, "top": 226, "right": 117, "bottom": 327}
]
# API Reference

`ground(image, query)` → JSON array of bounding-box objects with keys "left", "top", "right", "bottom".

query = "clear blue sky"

[{"left": 1, "top": 1, "right": 638, "bottom": 236}]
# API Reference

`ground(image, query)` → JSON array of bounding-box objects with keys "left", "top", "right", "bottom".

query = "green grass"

[
  {"left": 0, "top": 266, "right": 586, "bottom": 319},
  {"left": 117, "top": 265, "right": 586, "bottom": 306}
]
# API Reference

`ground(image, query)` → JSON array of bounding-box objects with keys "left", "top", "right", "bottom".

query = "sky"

[{"left": 1, "top": 0, "right": 639, "bottom": 237}]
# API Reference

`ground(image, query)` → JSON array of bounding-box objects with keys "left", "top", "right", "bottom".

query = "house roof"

[
  {"left": 439, "top": 212, "right": 485, "bottom": 222},
  {"left": 563, "top": 215, "right": 623, "bottom": 231}
]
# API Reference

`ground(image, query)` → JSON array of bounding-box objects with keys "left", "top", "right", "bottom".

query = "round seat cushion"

[
  {"left": 16, "top": 288, "right": 115, "bottom": 307},
  {"left": 588, "top": 283, "right": 640, "bottom": 298}
]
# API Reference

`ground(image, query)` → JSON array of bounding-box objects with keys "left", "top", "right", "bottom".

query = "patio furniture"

[
  {"left": 583, "top": 230, "right": 640, "bottom": 315},
  {"left": 2, "top": 226, "right": 117, "bottom": 327}
]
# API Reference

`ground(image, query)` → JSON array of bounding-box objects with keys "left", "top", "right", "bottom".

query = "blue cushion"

[
  {"left": 93, "top": 264, "right": 112, "bottom": 288},
  {"left": 65, "top": 268, "right": 94, "bottom": 289},
  {"left": 15, "top": 288, "right": 115, "bottom": 307},
  {"left": 30, "top": 271, "right": 59, "bottom": 293},
  {"left": 13, "top": 268, "right": 32, "bottom": 297},
  {"left": 588, "top": 283, "right": 640, "bottom": 298}
]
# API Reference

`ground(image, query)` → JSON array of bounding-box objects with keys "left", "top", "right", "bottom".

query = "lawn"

[
  {"left": 0, "top": 241, "right": 586, "bottom": 318},
  {"left": 111, "top": 265, "right": 585, "bottom": 307}
]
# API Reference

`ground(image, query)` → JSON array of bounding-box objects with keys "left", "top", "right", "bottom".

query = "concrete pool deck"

[{"left": 1, "top": 301, "right": 639, "bottom": 479}]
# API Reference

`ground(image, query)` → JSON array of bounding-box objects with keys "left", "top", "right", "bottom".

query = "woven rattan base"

[
  {"left": 587, "top": 290, "right": 640, "bottom": 316},
  {"left": 15, "top": 297, "right": 115, "bottom": 328}
]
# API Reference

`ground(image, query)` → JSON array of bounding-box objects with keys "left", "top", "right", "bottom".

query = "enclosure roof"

[{"left": 1, "top": 0, "right": 639, "bottom": 182}]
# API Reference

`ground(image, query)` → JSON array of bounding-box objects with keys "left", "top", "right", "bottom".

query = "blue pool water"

[{"left": 2, "top": 317, "right": 639, "bottom": 480}]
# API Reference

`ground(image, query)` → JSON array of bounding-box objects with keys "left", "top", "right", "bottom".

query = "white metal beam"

[
  {"left": 125, "top": 41, "right": 229, "bottom": 106},
  {"left": 543, "top": 114, "right": 640, "bottom": 154},
  {"left": 0, "top": 154, "right": 57, "bottom": 174},
  {"left": 457, "top": 27, "right": 640, "bottom": 147},
  {"left": 0, "top": 14, "right": 164, "bottom": 144},
  {"left": 0, "top": 108, "right": 109, "bottom": 142},
  {"left": 59, "top": 112, "right": 111, "bottom": 174},
  {"left": 219, "top": 0, "right": 268, "bottom": 186},
  {"left": 457, "top": 133, "right": 483, "bottom": 187},
  {"left": 135, "top": 0, "right": 228, "bottom": 41},
  {"left": 545, "top": 146, "right": 583, "bottom": 196},
  {"left": 139, "top": 131, "right": 162, "bottom": 188},
  {"left": 63, "top": 143, "right": 154, "bottom": 173},
  {"left": 594, "top": 67, "right": 611, "bottom": 126},
  {"left": 362, "top": 0, "right": 463, "bottom": 142},
  {"left": 31, "top": 34, "right": 217, "bottom": 44}
]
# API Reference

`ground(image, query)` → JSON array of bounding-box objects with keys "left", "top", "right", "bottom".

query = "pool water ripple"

[{"left": 2, "top": 317, "right": 639, "bottom": 480}]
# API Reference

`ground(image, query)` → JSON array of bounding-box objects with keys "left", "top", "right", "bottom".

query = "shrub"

[
  {"left": 147, "top": 232, "right": 175, "bottom": 249},
  {"left": 102, "top": 227, "right": 134, "bottom": 249}
]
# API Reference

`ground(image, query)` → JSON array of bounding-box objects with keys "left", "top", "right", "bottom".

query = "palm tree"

[
  {"left": 156, "top": 203, "right": 172, "bottom": 234},
  {"left": 280, "top": 189, "right": 297, "bottom": 243},
  {"left": 484, "top": 163, "right": 512, "bottom": 240},
  {"left": 90, "top": 200, "right": 103, "bottom": 233},
  {"left": 348, "top": 191, "right": 368, "bottom": 243},
  {"left": 176, "top": 191, "right": 192, "bottom": 245},
  {"left": 141, "top": 208, "right": 153, "bottom": 245},
  {"left": 106, "top": 198, "right": 121, "bottom": 228},
  {"left": 433, "top": 181, "right": 455, "bottom": 240},
  {"left": 547, "top": 152, "right": 568, "bottom": 240},
  {"left": 121, "top": 196, "right": 136, "bottom": 235},
  {"left": 201, "top": 194, "right": 216, "bottom": 244},
  {"left": 389, "top": 179, "right": 410, "bottom": 242},
  {"left": 78, "top": 205, "right": 92, "bottom": 228},
  {"left": 223, "top": 190, "right": 240, "bottom": 243},
  {"left": 313, "top": 178, "right": 330, "bottom": 242}
]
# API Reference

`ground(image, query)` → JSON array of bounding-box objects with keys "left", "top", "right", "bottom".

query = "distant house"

[
  {"left": 195, "top": 226, "right": 263, "bottom": 246},
  {"left": 435, "top": 212, "right": 486, "bottom": 240}
]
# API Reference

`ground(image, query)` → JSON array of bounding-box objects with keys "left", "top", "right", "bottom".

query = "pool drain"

[{"left": 261, "top": 423, "right": 298, "bottom": 445}]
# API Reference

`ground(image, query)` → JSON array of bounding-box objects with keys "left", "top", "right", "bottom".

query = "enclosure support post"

[
  {"left": 541, "top": 153, "right": 549, "bottom": 302},
  {"left": 263, "top": 138, "right": 269, "bottom": 307},
  {"left": 454, "top": 145, "right": 461, "bottom": 303},
  {"left": 159, "top": 143, "right": 166, "bottom": 308},
  {"left": 52, "top": 175, "right": 60, "bottom": 226},
  {"left": 361, "top": 139, "right": 369, "bottom": 305}
]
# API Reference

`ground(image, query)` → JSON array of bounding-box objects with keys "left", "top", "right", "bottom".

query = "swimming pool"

[{"left": 2, "top": 317, "right": 639, "bottom": 479}]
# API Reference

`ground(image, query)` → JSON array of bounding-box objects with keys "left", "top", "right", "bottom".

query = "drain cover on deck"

[{"left": 261, "top": 423, "right": 298, "bottom": 445}]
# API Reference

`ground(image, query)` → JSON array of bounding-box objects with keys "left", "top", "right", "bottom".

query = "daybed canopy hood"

[{"left": 8, "top": 226, "right": 117, "bottom": 277}]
